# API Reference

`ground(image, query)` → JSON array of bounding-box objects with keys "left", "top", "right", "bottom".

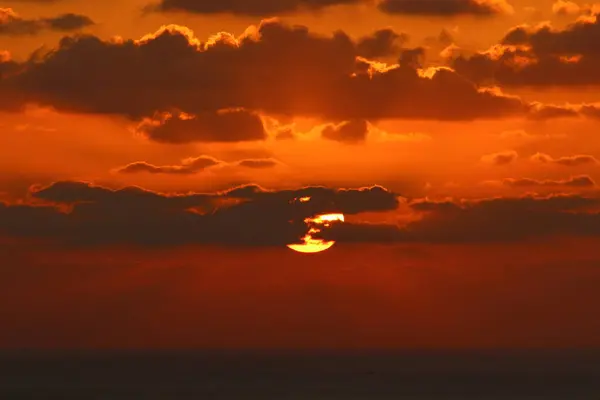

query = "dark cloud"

[
  {"left": 321, "top": 194, "right": 600, "bottom": 243},
  {"left": 502, "top": 175, "right": 596, "bottom": 188},
  {"left": 531, "top": 153, "right": 599, "bottom": 167},
  {"left": 398, "top": 46, "right": 426, "bottom": 68},
  {"left": 0, "top": 181, "right": 399, "bottom": 246},
  {"left": 580, "top": 104, "right": 600, "bottom": 118},
  {"left": 146, "top": 0, "right": 363, "bottom": 16},
  {"left": 45, "top": 13, "right": 94, "bottom": 31},
  {"left": 0, "top": 8, "right": 93, "bottom": 36},
  {"left": 0, "top": 52, "right": 20, "bottom": 84},
  {"left": 404, "top": 194, "right": 600, "bottom": 242},
  {"left": 0, "top": 20, "right": 530, "bottom": 124},
  {"left": 136, "top": 110, "right": 267, "bottom": 143},
  {"left": 355, "top": 28, "right": 409, "bottom": 59},
  {"left": 452, "top": 14, "right": 600, "bottom": 86},
  {"left": 321, "top": 119, "right": 369, "bottom": 143},
  {"left": 481, "top": 150, "right": 518, "bottom": 165},
  {"left": 5, "top": 181, "right": 600, "bottom": 246},
  {"left": 423, "top": 29, "right": 456, "bottom": 62},
  {"left": 377, "top": 0, "right": 514, "bottom": 16}
]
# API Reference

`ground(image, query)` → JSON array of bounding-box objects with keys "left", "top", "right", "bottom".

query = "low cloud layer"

[
  {"left": 3, "top": 181, "right": 600, "bottom": 247},
  {"left": 0, "top": 181, "right": 399, "bottom": 246},
  {"left": 322, "top": 193, "right": 600, "bottom": 243}
]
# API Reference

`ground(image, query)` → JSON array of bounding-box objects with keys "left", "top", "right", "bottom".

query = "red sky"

[{"left": 1, "top": 0, "right": 600, "bottom": 349}]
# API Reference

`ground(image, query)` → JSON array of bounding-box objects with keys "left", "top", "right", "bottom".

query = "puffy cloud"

[
  {"left": 355, "top": 28, "right": 409, "bottom": 59},
  {"left": 146, "top": 0, "right": 364, "bottom": 16},
  {"left": 481, "top": 150, "right": 518, "bottom": 165},
  {"left": 531, "top": 153, "right": 599, "bottom": 167},
  {"left": 377, "top": 0, "right": 514, "bottom": 16},
  {"left": 552, "top": 0, "right": 582, "bottom": 15},
  {"left": 552, "top": 0, "right": 600, "bottom": 16},
  {"left": 452, "top": 14, "right": 600, "bottom": 86},
  {"left": 321, "top": 119, "right": 369, "bottom": 143},
  {"left": 0, "top": 20, "right": 530, "bottom": 123},
  {"left": 0, "top": 8, "right": 93, "bottom": 36}
]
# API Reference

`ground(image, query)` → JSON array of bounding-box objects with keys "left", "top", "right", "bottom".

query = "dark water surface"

[{"left": 1, "top": 350, "right": 599, "bottom": 399}]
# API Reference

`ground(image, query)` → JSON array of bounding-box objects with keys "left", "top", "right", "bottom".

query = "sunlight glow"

[{"left": 286, "top": 213, "right": 345, "bottom": 254}]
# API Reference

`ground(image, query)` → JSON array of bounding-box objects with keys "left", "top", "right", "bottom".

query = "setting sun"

[{"left": 287, "top": 213, "right": 345, "bottom": 253}]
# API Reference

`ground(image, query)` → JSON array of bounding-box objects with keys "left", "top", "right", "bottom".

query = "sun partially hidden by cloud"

[{"left": 287, "top": 210, "right": 345, "bottom": 254}]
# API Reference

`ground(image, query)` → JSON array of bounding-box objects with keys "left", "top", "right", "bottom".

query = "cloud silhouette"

[
  {"left": 0, "top": 20, "right": 531, "bottom": 123},
  {"left": 322, "top": 120, "right": 370, "bottom": 143},
  {"left": 377, "top": 0, "right": 514, "bottom": 16},
  {"left": 0, "top": 8, "right": 93, "bottom": 36},
  {"left": 0, "top": 181, "right": 399, "bottom": 246},
  {"left": 146, "top": 0, "right": 364, "bottom": 16},
  {"left": 452, "top": 13, "right": 600, "bottom": 85},
  {"left": 321, "top": 193, "right": 600, "bottom": 243},
  {"left": 4, "top": 181, "right": 600, "bottom": 247},
  {"left": 135, "top": 110, "right": 267, "bottom": 143}
]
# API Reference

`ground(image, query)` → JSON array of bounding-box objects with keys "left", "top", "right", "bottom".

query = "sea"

[{"left": 0, "top": 350, "right": 599, "bottom": 399}]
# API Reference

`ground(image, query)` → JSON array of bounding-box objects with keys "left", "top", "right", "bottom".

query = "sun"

[{"left": 286, "top": 213, "right": 345, "bottom": 254}]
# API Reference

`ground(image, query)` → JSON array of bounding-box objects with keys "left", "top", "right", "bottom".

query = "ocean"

[{"left": 0, "top": 350, "right": 599, "bottom": 399}]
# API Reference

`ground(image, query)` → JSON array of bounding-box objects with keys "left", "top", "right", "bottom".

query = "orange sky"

[{"left": 1, "top": 0, "right": 600, "bottom": 349}]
